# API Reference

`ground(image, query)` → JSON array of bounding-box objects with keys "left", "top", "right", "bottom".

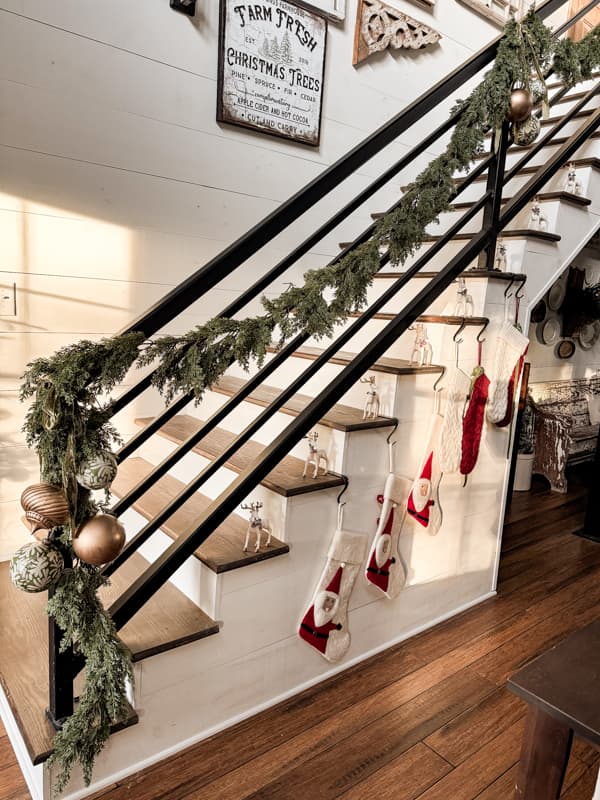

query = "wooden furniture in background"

[{"left": 508, "top": 618, "right": 600, "bottom": 798}]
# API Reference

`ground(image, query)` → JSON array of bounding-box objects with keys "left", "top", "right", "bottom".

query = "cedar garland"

[{"left": 18, "top": 16, "right": 600, "bottom": 794}]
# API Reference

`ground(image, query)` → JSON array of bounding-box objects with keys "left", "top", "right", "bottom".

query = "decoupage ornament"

[
  {"left": 513, "top": 113, "right": 540, "bottom": 147},
  {"left": 240, "top": 501, "right": 272, "bottom": 553},
  {"left": 20, "top": 483, "right": 70, "bottom": 533},
  {"left": 73, "top": 514, "right": 125, "bottom": 566},
  {"left": 507, "top": 88, "right": 533, "bottom": 124},
  {"left": 365, "top": 472, "right": 411, "bottom": 599},
  {"left": 10, "top": 540, "right": 63, "bottom": 593},
  {"left": 530, "top": 78, "right": 546, "bottom": 104},
  {"left": 460, "top": 367, "right": 490, "bottom": 476},
  {"left": 298, "top": 529, "right": 367, "bottom": 662},
  {"left": 76, "top": 451, "right": 118, "bottom": 490}
]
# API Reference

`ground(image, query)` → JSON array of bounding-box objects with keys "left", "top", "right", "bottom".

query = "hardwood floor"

[{"left": 2, "top": 468, "right": 599, "bottom": 800}]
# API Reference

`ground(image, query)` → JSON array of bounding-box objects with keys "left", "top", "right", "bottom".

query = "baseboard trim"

[{"left": 63, "top": 589, "right": 496, "bottom": 799}]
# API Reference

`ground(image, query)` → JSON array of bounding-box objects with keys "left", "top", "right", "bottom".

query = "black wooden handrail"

[{"left": 108, "top": 105, "right": 600, "bottom": 631}]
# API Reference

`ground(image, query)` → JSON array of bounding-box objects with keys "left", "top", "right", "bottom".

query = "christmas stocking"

[
  {"left": 487, "top": 323, "right": 528, "bottom": 424},
  {"left": 298, "top": 529, "right": 367, "bottom": 662},
  {"left": 404, "top": 413, "right": 444, "bottom": 536},
  {"left": 365, "top": 473, "right": 412, "bottom": 599},
  {"left": 439, "top": 366, "right": 472, "bottom": 474},
  {"left": 495, "top": 354, "right": 526, "bottom": 428},
  {"left": 460, "top": 367, "right": 490, "bottom": 475}
]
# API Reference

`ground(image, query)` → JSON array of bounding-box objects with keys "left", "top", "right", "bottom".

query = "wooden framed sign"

[{"left": 217, "top": 0, "right": 327, "bottom": 146}]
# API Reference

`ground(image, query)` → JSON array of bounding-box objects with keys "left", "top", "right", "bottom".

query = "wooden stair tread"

[
  {"left": 339, "top": 229, "right": 560, "bottom": 250},
  {"left": 112, "top": 458, "right": 289, "bottom": 573},
  {"left": 451, "top": 191, "right": 591, "bottom": 210},
  {"left": 472, "top": 157, "right": 600, "bottom": 184},
  {"left": 136, "top": 415, "right": 346, "bottom": 497},
  {"left": 213, "top": 375, "right": 396, "bottom": 432},
  {"left": 372, "top": 191, "right": 591, "bottom": 217},
  {"left": 483, "top": 107, "right": 595, "bottom": 137},
  {"left": 0, "top": 548, "right": 217, "bottom": 764},
  {"left": 473, "top": 131, "right": 600, "bottom": 158},
  {"left": 372, "top": 270, "right": 526, "bottom": 281},
  {"left": 101, "top": 553, "right": 219, "bottom": 659},
  {"left": 348, "top": 312, "right": 488, "bottom": 325},
  {"left": 280, "top": 345, "right": 443, "bottom": 375}
]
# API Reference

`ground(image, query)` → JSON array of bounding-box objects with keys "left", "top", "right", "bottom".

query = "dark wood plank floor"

[{"left": 2, "top": 468, "right": 599, "bottom": 800}]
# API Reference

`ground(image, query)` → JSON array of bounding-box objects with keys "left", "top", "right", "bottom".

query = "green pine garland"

[
  {"left": 20, "top": 333, "right": 143, "bottom": 795},
  {"left": 18, "top": 14, "right": 600, "bottom": 794}
]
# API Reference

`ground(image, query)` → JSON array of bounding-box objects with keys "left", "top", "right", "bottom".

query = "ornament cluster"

[
  {"left": 10, "top": 451, "right": 125, "bottom": 594},
  {"left": 506, "top": 83, "right": 543, "bottom": 147}
]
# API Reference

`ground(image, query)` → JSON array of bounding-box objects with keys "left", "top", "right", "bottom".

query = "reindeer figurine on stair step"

[
  {"left": 360, "top": 375, "right": 380, "bottom": 419},
  {"left": 241, "top": 501, "right": 272, "bottom": 553},
  {"left": 303, "top": 431, "right": 329, "bottom": 479},
  {"left": 409, "top": 323, "right": 433, "bottom": 367}
]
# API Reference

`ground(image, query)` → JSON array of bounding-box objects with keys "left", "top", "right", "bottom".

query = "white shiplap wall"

[{"left": 0, "top": 0, "right": 519, "bottom": 556}]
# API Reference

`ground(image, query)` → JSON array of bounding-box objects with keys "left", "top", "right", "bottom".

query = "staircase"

[{"left": 2, "top": 1, "right": 600, "bottom": 797}]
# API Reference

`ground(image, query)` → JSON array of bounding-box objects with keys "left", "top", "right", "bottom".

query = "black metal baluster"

[
  {"left": 47, "top": 544, "right": 74, "bottom": 729},
  {"left": 475, "top": 120, "right": 511, "bottom": 270}
]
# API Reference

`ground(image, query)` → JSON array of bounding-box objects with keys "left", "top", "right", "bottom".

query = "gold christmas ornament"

[
  {"left": 507, "top": 88, "right": 533, "bottom": 123},
  {"left": 513, "top": 114, "right": 541, "bottom": 147},
  {"left": 73, "top": 514, "right": 126, "bottom": 566},
  {"left": 20, "top": 483, "right": 70, "bottom": 533}
]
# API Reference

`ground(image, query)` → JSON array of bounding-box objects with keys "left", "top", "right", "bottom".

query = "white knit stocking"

[
  {"left": 439, "top": 367, "right": 472, "bottom": 474},
  {"left": 487, "top": 323, "right": 529, "bottom": 424}
]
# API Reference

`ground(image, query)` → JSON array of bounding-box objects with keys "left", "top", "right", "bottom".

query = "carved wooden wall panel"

[{"left": 353, "top": 0, "right": 441, "bottom": 65}]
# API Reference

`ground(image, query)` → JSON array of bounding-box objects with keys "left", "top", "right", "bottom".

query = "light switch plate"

[{"left": 0, "top": 283, "right": 17, "bottom": 316}]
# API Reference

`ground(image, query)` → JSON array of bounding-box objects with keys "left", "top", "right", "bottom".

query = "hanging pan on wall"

[
  {"left": 577, "top": 320, "right": 600, "bottom": 350},
  {"left": 555, "top": 338, "right": 576, "bottom": 359},
  {"left": 536, "top": 313, "right": 562, "bottom": 347}
]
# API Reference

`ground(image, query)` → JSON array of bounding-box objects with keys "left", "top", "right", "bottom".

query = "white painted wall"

[{"left": 0, "top": 0, "right": 507, "bottom": 557}]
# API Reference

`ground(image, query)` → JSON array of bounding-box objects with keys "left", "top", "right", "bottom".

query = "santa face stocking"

[
  {"left": 298, "top": 529, "right": 367, "bottom": 663},
  {"left": 487, "top": 323, "right": 528, "bottom": 424},
  {"left": 403, "top": 413, "right": 444, "bottom": 536},
  {"left": 460, "top": 367, "right": 490, "bottom": 476},
  {"left": 365, "top": 473, "right": 412, "bottom": 599},
  {"left": 439, "top": 367, "right": 472, "bottom": 474}
]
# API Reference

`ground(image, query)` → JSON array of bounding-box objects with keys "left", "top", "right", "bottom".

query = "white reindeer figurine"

[
  {"left": 494, "top": 240, "right": 508, "bottom": 271},
  {"left": 409, "top": 323, "right": 433, "bottom": 367},
  {"left": 303, "top": 431, "right": 329, "bottom": 479},
  {"left": 529, "top": 197, "right": 548, "bottom": 231},
  {"left": 360, "top": 375, "right": 380, "bottom": 419},
  {"left": 564, "top": 163, "right": 583, "bottom": 196},
  {"left": 241, "top": 501, "right": 272, "bottom": 553},
  {"left": 454, "top": 277, "right": 474, "bottom": 317}
]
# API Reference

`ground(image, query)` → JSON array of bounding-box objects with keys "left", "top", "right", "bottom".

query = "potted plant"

[{"left": 514, "top": 397, "right": 536, "bottom": 491}]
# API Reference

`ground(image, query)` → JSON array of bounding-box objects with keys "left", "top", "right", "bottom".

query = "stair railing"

[{"left": 47, "top": 0, "right": 600, "bottom": 723}]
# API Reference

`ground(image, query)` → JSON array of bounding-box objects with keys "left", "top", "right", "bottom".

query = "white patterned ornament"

[
  {"left": 512, "top": 114, "right": 540, "bottom": 147},
  {"left": 10, "top": 540, "right": 63, "bottom": 593},
  {"left": 76, "top": 451, "right": 118, "bottom": 490}
]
